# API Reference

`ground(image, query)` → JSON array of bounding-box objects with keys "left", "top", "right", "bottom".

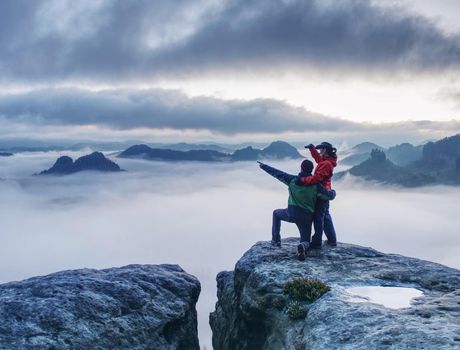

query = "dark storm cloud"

[
  {"left": 161, "top": 0, "right": 460, "bottom": 73},
  {"left": 0, "top": 88, "right": 357, "bottom": 134},
  {"left": 1, "top": 0, "right": 460, "bottom": 83},
  {"left": 1, "top": 88, "right": 460, "bottom": 137},
  {"left": 0, "top": 0, "right": 206, "bottom": 81}
]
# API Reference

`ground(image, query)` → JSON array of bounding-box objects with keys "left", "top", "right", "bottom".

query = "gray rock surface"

[
  {"left": 210, "top": 238, "right": 460, "bottom": 350},
  {"left": 0, "top": 264, "right": 200, "bottom": 350}
]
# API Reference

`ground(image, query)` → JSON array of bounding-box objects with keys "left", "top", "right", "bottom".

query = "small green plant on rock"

[
  {"left": 286, "top": 301, "right": 307, "bottom": 320},
  {"left": 284, "top": 278, "right": 330, "bottom": 303}
]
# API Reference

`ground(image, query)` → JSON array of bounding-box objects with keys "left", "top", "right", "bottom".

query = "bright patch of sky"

[
  {"left": 376, "top": 0, "right": 460, "bottom": 34},
  {"left": 154, "top": 74, "right": 460, "bottom": 123}
]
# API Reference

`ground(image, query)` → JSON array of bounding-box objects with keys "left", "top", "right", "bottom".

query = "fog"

[{"left": 1, "top": 152, "right": 460, "bottom": 349}]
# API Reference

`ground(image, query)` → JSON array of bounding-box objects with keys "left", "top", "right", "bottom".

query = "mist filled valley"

[{"left": 1, "top": 151, "right": 459, "bottom": 348}]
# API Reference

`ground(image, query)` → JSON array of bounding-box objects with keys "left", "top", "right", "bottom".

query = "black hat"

[
  {"left": 301, "top": 159, "right": 313, "bottom": 173},
  {"left": 315, "top": 141, "right": 333, "bottom": 149}
]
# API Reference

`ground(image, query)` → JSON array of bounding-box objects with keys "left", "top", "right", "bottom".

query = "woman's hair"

[
  {"left": 326, "top": 146, "right": 337, "bottom": 158},
  {"left": 316, "top": 141, "right": 337, "bottom": 158}
]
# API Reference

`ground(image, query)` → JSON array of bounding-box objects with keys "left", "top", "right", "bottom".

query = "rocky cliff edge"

[
  {"left": 0, "top": 264, "right": 200, "bottom": 350},
  {"left": 210, "top": 238, "right": 460, "bottom": 350}
]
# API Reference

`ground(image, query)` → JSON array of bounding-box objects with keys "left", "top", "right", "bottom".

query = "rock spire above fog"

[{"left": 39, "top": 152, "right": 123, "bottom": 175}]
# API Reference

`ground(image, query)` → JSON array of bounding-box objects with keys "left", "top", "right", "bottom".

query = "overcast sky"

[{"left": 1, "top": 0, "right": 460, "bottom": 145}]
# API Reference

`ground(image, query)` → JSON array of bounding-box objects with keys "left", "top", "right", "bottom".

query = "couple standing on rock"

[{"left": 258, "top": 142, "right": 338, "bottom": 261}]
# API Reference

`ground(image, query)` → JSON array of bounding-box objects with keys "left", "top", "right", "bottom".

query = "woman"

[{"left": 299, "top": 142, "right": 338, "bottom": 248}]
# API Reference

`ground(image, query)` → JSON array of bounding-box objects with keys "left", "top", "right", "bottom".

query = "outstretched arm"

[
  {"left": 316, "top": 184, "right": 336, "bottom": 201},
  {"left": 307, "top": 144, "right": 322, "bottom": 164},
  {"left": 258, "top": 162, "right": 296, "bottom": 186}
]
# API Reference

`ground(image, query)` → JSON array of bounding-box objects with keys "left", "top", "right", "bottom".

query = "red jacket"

[{"left": 300, "top": 145, "right": 337, "bottom": 190}]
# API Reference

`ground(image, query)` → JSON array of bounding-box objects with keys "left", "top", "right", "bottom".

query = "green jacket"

[{"left": 260, "top": 163, "right": 336, "bottom": 213}]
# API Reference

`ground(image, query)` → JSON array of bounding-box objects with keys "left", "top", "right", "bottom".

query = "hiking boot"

[
  {"left": 297, "top": 244, "right": 306, "bottom": 261},
  {"left": 309, "top": 244, "right": 322, "bottom": 249},
  {"left": 271, "top": 241, "right": 281, "bottom": 247},
  {"left": 324, "top": 240, "right": 337, "bottom": 247}
]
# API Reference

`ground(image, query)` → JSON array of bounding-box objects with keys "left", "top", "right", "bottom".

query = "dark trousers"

[
  {"left": 311, "top": 198, "right": 337, "bottom": 247},
  {"left": 272, "top": 206, "right": 312, "bottom": 245}
]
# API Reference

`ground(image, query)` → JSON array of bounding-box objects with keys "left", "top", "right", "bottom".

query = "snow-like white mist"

[{"left": 1, "top": 153, "right": 459, "bottom": 349}]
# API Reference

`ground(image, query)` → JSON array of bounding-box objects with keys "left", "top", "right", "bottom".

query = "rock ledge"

[
  {"left": 0, "top": 264, "right": 200, "bottom": 350},
  {"left": 210, "top": 238, "right": 460, "bottom": 350}
]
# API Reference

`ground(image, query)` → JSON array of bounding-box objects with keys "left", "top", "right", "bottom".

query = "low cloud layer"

[
  {"left": 1, "top": 88, "right": 459, "bottom": 142},
  {"left": 1, "top": 0, "right": 460, "bottom": 83},
  {"left": 0, "top": 88, "right": 353, "bottom": 134}
]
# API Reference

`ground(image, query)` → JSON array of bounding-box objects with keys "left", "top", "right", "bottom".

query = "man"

[{"left": 258, "top": 159, "right": 336, "bottom": 260}]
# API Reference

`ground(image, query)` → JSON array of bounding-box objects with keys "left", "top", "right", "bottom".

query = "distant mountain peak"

[
  {"left": 260, "top": 141, "right": 302, "bottom": 159},
  {"left": 119, "top": 144, "right": 229, "bottom": 161},
  {"left": 338, "top": 134, "right": 460, "bottom": 186},
  {"left": 39, "top": 152, "right": 122, "bottom": 175},
  {"left": 119, "top": 141, "right": 302, "bottom": 162},
  {"left": 352, "top": 142, "right": 384, "bottom": 153},
  {"left": 0, "top": 152, "right": 14, "bottom": 157},
  {"left": 369, "top": 148, "right": 387, "bottom": 162}
]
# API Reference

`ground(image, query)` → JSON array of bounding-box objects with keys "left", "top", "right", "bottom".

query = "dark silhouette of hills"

[
  {"left": 409, "top": 134, "right": 460, "bottom": 184},
  {"left": 387, "top": 143, "right": 423, "bottom": 166},
  {"left": 230, "top": 141, "right": 302, "bottom": 161},
  {"left": 0, "top": 139, "right": 148, "bottom": 153},
  {"left": 154, "top": 142, "right": 231, "bottom": 153},
  {"left": 341, "top": 142, "right": 384, "bottom": 165},
  {"left": 417, "top": 135, "right": 460, "bottom": 170},
  {"left": 339, "top": 149, "right": 435, "bottom": 187},
  {"left": 118, "top": 141, "right": 302, "bottom": 162},
  {"left": 338, "top": 134, "right": 460, "bottom": 186},
  {"left": 342, "top": 142, "right": 423, "bottom": 166},
  {"left": 0, "top": 139, "right": 236, "bottom": 154},
  {"left": 352, "top": 142, "right": 384, "bottom": 153},
  {"left": 261, "top": 141, "right": 302, "bottom": 159},
  {"left": 341, "top": 152, "right": 371, "bottom": 166},
  {"left": 39, "top": 152, "right": 123, "bottom": 175},
  {"left": 230, "top": 146, "right": 259, "bottom": 161},
  {"left": 0, "top": 152, "right": 13, "bottom": 157},
  {"left": 119, "top": 145, "right": 230, "bottom": 162}
]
